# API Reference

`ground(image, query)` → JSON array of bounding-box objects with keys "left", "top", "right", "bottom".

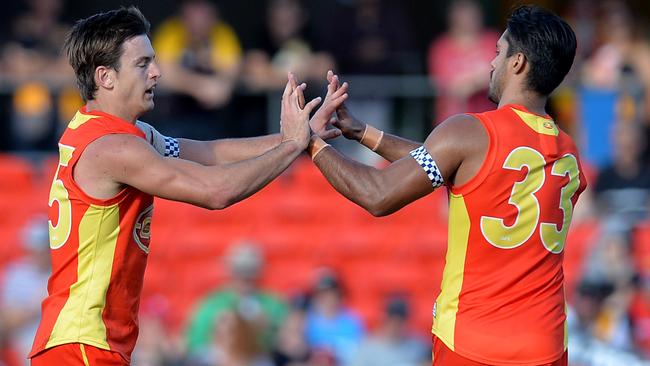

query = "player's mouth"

[{"left": 144, "top": 85, "right": 156, "bottom": 97}]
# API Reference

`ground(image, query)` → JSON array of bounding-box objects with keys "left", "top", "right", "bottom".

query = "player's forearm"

[
  {"left": 311, "top": 146, "right": 388, "bottom": 216},
  {"left": 210, "top": 140, "right": 302, "bottom": 209},
  {"left": 348, "top": 123, "right": 420, "bottom": 162},
  {"left": 372, "top": 133, "right": 421, "bottom": 162},
  {"left": 179, "top": 134, "right": 282, "bottom": 165}
]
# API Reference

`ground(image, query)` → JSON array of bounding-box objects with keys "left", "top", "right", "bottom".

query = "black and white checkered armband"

[
  {"left": 136, "top": 120, "right": 181, "bottom": 158},
  {"left": 163, "top": 136, "right": 180, "bottom": 158},
  {"left": 410, "top": 146, "right": 444, "bottom": 189}
]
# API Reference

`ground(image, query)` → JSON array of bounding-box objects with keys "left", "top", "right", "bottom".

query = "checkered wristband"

[
  {"left": 164, "top": 136, "right": 180, "bottom": 158},
  {"left": 410, "top": 146, "right": 444, "bottom": 188}
]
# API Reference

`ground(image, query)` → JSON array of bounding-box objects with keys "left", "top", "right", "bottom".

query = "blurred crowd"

[{"left": 1, "top": 0, "right": 650, "bottom": 365}]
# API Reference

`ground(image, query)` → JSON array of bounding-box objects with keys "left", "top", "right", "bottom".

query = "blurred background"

[{"left": 0, "top": 0, "right": 649, "bottom": 365}]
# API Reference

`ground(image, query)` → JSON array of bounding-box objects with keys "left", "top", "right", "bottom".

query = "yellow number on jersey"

[
  {"left": 480, "top": 148, "right": 580, "bottom": 253},
  {"left": 540, "top": 154, "right": 580, "bottom": 253},
  {"left": 480, "top": 147, "right": 545, "bottom": 249},
  {"left": 49, "top": 144, "right": 75, "bottom": 249}
]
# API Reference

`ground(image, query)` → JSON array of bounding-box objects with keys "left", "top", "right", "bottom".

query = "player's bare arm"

[
  {"left": 311, "top": 71, "right": 422, "bottom": 162},
  {"left": 309, "top": 113, "right": 487, "bottom": 216},
  {"left": 138, "top": 76, "right": 347, "bottom": 166},
  {"left": 76, "top": 75, "right": 320, "bottom": 209}
]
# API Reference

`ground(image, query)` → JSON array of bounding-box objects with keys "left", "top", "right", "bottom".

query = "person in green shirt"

[{"left": 185, "top": 243, "right": 288, "bottom": 358}]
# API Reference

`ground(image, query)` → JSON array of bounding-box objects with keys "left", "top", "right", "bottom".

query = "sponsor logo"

[{"left": 133, "top": 204, "right": 153, "bottom": 253}]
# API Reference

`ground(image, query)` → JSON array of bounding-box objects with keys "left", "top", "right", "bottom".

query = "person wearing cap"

[
  {"left": 351, "top": 296, "right": 430, "bottom": 366},
  {"left": 185, "top": 243, "right": 288, "bottom": 361}
]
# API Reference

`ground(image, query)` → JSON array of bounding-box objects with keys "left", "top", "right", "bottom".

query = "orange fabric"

[
  {"left": 432, "top": 104, "right": 587, "bottom": 364},
  {"left": 30, "top": 107, "right": 154, "bottom": 362},
  {"left": 432, "top": 336, "right": 567, "bottom": 366},
  {"left": 31, "top": 343, "right": 128, "bottom": 366}
]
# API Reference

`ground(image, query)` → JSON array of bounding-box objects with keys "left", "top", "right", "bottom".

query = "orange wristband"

[
  {"left": 360, "top": 124, "right": 384, "bottom": 151},
  {"left": 308, "top": 136, "right": 330, "bottom": 160}
]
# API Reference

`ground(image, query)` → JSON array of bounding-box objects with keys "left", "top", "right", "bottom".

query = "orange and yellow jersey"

[
  {"left": 30, "top": 106, "right": 154, "bottom": 362},
  {"left": 433, "top": 104, "right": 587, "bottom": 364}
]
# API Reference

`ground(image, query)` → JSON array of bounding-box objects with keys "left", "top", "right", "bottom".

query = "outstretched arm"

[
  {"left": 308, "top": 114, "right": 482, "bottom": 216},
  {"left": 86, "top": 75, "right": 319, "bottom": 209}
]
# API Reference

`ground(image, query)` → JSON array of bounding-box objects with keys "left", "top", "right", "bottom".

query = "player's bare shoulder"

[
  {"left": 75, "top": 133, "right": 158, "bottom": 198},
  {"left": 424, "top": 113, "right": 489, "bottom": 187}
]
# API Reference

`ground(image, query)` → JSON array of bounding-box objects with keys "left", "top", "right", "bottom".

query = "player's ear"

[
  {"left": 511, "top": 52, "right": 527, "bottom": 75},
  {"left": 95, "top": 66, "right": 115, "bottom": 90}
]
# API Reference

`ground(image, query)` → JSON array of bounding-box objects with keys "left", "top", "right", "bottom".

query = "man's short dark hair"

[
  {"left": 63, "top": 7, "right": 151, "bottom": 101},
  {"left": 506, "top": 5, "right": 576, "bottom": 96}
]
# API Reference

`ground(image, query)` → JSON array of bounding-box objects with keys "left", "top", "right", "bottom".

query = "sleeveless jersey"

[
  {"left": 432, "top": 104, "right": 587, "bottom": 364},
  {"left": 30, "top": 107, "right": 154, "bottom": 362}
]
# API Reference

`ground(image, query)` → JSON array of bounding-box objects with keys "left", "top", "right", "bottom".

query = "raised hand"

[
  {"left": 280, "top": 73, "right": 322, "bottom": 149},
  {"left": 309, "top": 70, "right": 349, "bottom": 140}
]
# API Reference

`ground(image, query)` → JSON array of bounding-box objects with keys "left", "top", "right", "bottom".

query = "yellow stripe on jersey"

[
  {"left": 433, "top": 194, "right": 471, "bottom": 351},
  {"left": 46, "top": 204, "right": 121, "bottom": 350},
  {"left": 80, "top": 344, "right": 90, "bottom": 366},
  {"left": 511, "top": 108, "right": 559, "bottom": 136},
  {"left": 68, "top": 111, "right": 98, "bottom": 130}
]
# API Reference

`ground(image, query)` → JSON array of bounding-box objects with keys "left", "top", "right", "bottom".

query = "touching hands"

[
  {"left": 311, "top": 71, "right": 366, "bottom": 141},
  {"left": 280, "top": 73, "right": 322, "bottom": 150},
  {"left": 309, "top": 70, "right": 349, "bottom": 140}
]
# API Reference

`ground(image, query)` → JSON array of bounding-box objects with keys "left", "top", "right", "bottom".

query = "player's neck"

[
  {"left": 86, "top": 98, "right": 138, "bottom": 124},
  {"left": 498, "top": 89, "right": 547, "bottom": 116}
]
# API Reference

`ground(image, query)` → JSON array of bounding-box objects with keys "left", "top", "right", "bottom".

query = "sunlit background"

[{"left": 1, "top": 0, "right": 650, "bottom": 365}]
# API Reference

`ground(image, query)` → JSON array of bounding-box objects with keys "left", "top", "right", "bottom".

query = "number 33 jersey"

[
  {"left": 433, "top": 104, "right": 587, "bottom": 365},
  {"left": 30, "top": 107, "right": 154, "bottom": 362}
]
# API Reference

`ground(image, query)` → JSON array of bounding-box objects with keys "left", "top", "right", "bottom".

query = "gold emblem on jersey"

[{"left": 133, "top": 204, "right": 154, "bottom": 253}]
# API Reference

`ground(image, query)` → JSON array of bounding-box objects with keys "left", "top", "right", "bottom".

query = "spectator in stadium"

[
  {"left": 1, "top": 0, "right": 79, "bottom": 150},
  {"left": 567, "top": 279, "right": 647, "bottom": 364},
  {"left": 0, "top": 216, "right": 50, "bottom": 365},
  {"left": 350, "top": 295, "right": 430, "bottom": 366},
  {"left": 427, "top": 0, "right": 499, "bottom": 123},
  {"left": 186, "top": 243, "right": 288, "bottom": 360},
  {"left": 305, "top": 269, "right": 364, "bottom": 365},
  {"left": 29, "top": 7, "right": 346, "bottom": 365},
  {"left": 579, "top": 1, "right": 650, "bottom": 168},
  {"left": 201, "top": 309, "right": 274, "bottom": 366},
  {"left": 594, "top": 122, "right": 650, "bottom": 225},
  {"left": 243, "top": 0, "right": 334, "bottom": 92},
  {"left": 152, "top": 0, "right": 242, "bottom": 139}
]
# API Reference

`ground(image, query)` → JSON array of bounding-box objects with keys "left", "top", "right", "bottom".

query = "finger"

[
  {"left": 332, "top": 81, "right": 348, "bottom": 98},
  {"left": 293, "top": 83, "right": 308, "bottom": 108},
  {"left": 282, "top": 77, "right": 292, "bottom": 100},
  {"left": 327, "top": 74, "right": 339, "bottom": 96},
  {"left": 303, "top": 97, "right": 322, "bottom": 114},
  {"left": 321, "top": 128, "right": 342, "bottom": 140},
  {"left": 289, "top": 72, "right": 298, "bottom": 94},
  {"left": 297, "top": 81, "right": 306, "bottom": 109},
  {"left": 327, "top": 70, "right": 334, "bottom": 84}
]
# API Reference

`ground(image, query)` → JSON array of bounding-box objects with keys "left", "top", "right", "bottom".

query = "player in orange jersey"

[
  {"left": 29, "top": 6, "right": 347, "bottom": 366},
  {"left": 308, "top": 5, "right": 585, "bottom": 366}
]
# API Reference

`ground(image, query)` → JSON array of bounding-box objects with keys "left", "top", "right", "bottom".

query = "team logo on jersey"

[
  {"left": 543, "top": 121, "right": 554, "bottom": 130},
  {"left": 133, "top": 204, "right": 154, "bottom": 254}
]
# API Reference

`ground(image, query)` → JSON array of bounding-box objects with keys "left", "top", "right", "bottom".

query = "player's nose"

[{"left": 149, "top": 61, "right": 162, "bottom": 80}]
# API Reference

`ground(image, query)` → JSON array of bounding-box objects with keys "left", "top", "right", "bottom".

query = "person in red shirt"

[
  {"left": 428, "top": 0, "right": 498, "bottom": 123},
  {"left": 29, "top": 6, "right": 347, "bottom": 366},
  {"left": 308, "top": 5, "right": 585, "bottom": 365}
]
